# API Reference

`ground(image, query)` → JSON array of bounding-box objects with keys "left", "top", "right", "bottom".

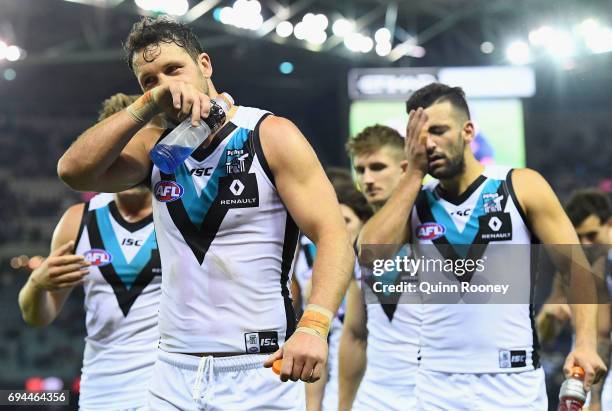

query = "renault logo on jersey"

[
  {"left": 229, "top": 179, "right": 245, "bottom": 196},
  {"left": 84, "top": 249, "right": 112, "bottom": 267},
  {"left": 218, "top": 174, "right": 259, "bottom": 209},
  {"left": 416, "top": 222, "right": 446, "bottom": 240},
  {"left": 154, "top": 181, "right": 184, "bottom": 202},
  {"left": 478, "top": 212, "right": 512, "bottom": 241},
  {"left": 488, "top": 216, "right": 502, "bottom": 232}
]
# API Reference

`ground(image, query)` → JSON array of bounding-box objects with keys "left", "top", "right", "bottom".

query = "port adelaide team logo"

[
  {"left": 154, "top": 181, "right": 184, "bottom": 202},
  {"left": 416, "top": 222, "right": 446, "bottom": 240},
  {"left": 84, "top": 249, "right": 112, "bottom": 267}
]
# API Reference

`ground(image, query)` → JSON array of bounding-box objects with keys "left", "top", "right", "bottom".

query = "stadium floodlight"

[
  {"left": 344, "top": 32, "right": 374, "bottom": 54},
  {"left": 529, "top": 26, "right": 576, "bottom": 58},
  {"left": 359, "top": 36, "right": 374, "bottom": 53},
  {"left": 375, "top": 41, "right": 392, "bottom": 56},
  {"left": 545, "top": 30, "right": 576, "bottom": 58},
  {"left": 374, "top": 28, "right": 391, "bottom": 44},
  {"left": 275, "top": 21, "right": 293, "bottom": 38},
  {"left": 505, "top": 41, "right": 531, "bottom": 65},
  {"left": 134, "top": 0, "right": 189, "bottom": 16},
  {"left": 332, "top": 18, "right": 354, "bottom": 37},
  {"left": 217, "top": 0, "right": 264, "bottom": 30},
  {"left": 306, "top": 31, "right": 327, "bottom": 46},
  {"left": 576, "top": 19, "right": 612, "bottom": 54},
  {"left": 529, "top": 26, "right": 555, "bottom": 46},
  {"left": 294, "top": 22, "right": 307, "bottom": 40},
  {"left": 303, "top": 13, "right": 328, "bottom": 30},
  {"left": 344, "top": 32, "right": 363, "bottom": 52},
  {"left": 293, "top": 13, "right": 328, "bottom": 46},
  {"left": 219, "top": 7, "right": 233, "bottom": 24},
  {"left": 6, "top": 45, "right": 21, "bottom": 62},
  {"left": 0, "top": 41, "right": 7, "bottom": 60}
]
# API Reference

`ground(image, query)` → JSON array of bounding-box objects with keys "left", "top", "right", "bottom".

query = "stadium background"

[{"left": 0, "top": 0, "right": 610, "bottom": 409}]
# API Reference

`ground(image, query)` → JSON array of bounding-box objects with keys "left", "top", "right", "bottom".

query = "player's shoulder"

[
  {"left": 259, "top": 115, "right": 300, "bottom": 140},
  {"left": 508, "top": 167, "right": 556, "bottom": 212},
  {"left": 508, "top": 167, "right": 548, "bottom": 189},
  {"left": 54, "top": 202, "right": 87, "bottom": 246},
  {"left": 62, "top": 202, "right": 86, "bottom": 222},
  {"left": 258, "top": 115, "right": 310, "bottom": 164}
]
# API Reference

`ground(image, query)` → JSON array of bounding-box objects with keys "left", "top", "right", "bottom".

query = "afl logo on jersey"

[
  {"left": 84, "top": 249, "right": 112, "bottom": 267},
  {"left": 154, "top": 181, "right": 184, "bottom": 202},
  {"left": 416, "top": 222, "right": 446, "bottom": 240}
]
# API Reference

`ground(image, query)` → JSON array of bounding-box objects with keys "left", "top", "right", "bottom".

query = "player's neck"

[
  {"left": 438, "top": 155, "right": 485, "bottom": 198},
  {"left": 115, "top": 193, "right": 152, "bottom": 222}
]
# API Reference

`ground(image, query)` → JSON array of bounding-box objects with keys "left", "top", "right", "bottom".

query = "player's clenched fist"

[
  {"left": 264, "top": 304, "right": 333, "bottom": 383},
  {"left": 29, "top": 240, "right": 90, "bottom": 291}
]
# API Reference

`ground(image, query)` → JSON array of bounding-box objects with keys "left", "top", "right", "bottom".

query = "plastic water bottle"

[
  {"left": 557, "top": 366, "right": 586, "bottom": 411},
  {"left": 149, "top": 93, "right": 233, "bottom": 173}
]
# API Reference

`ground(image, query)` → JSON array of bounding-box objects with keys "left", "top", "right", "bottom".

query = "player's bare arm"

[
  {"left": 358, "top": 108, "right": 428, "bottom": 249},
  {"left": 18, "top": 203, "right": 89, "bottom": 326},
  {"left": 259, "top": 115, "right": 355, "bottom": 383},
  {"left": 338, "top": 279, "right": 368, "bottom": 411},
  {"left": 58, "top": 81, "right": 213, "bottom": 192},
  {"left": 512, "top": 167, "right": 607, "bottom": 389}
]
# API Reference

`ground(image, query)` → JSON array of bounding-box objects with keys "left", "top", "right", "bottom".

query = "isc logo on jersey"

[
  {"left": 84, "top": 249, "right": 112, "bottom": 267},
  {"left": 416, "top": 222, "right": 446, "bottom": 240},
  {"left": 154, "top": 181, "right": 184, "bottom": 202}
]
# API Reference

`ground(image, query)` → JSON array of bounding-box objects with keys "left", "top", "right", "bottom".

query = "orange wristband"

[{"left": 295, "top": 304, "right": 333, "bottom": 341}]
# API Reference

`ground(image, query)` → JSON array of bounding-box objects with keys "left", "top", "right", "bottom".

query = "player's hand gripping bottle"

[
  {"left": 557, "top": 366, "right": 587, "bottom": 411},
  {"left": 149, "top": 93, "right": 233, "bottom": 173}
]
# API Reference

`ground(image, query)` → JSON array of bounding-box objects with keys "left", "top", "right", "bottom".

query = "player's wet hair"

[
  {"left": 124, "top": 16, "right": 204, "bottom": 70},
  {"left": 406, "top": 83, "right": 470, "bottom": 121}
]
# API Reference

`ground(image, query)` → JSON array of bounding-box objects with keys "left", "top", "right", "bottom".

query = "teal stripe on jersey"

[
  {"left": 305, "top": 243, "right": 317, "bottom": 260},
  {"left": 95, "top": 206, "right": 157, "bottom": 290},
  {"left": 427, "top": 178, "right": 501, "bottom": 253},
  {"left": 174, "top": 128, "right": 250, "bottom": 227}
]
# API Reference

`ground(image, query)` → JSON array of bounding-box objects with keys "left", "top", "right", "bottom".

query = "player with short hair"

[
  {"left": 359, "top": 82, "right": 606, "bottom": 409},
  {"left": 19, "top": 94, "right": 160, "bottom": 411},
  {"left": 57, "top": 16, "right": 354, "bottom": 411},
  {"left": 338, "top": 124, "right": 421, "bottom": 411}
]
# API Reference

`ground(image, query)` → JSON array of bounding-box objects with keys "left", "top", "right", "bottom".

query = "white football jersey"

[
  {"left": 410, "top": 165, "right": 539, "bottom": 373},
  {"left": 151, "top": 106, "right": 299, "bottom": 354},
  {"left": 75, "top": 193, "right": 161, "bottom": 409}
]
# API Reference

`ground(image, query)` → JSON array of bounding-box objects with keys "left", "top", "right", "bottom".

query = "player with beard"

[
  {"left": 57, "top": 16, "right": 354, "bottom": 411},
  {"left": 359, "top": 83, "right": 606, "bottom": 409}
]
